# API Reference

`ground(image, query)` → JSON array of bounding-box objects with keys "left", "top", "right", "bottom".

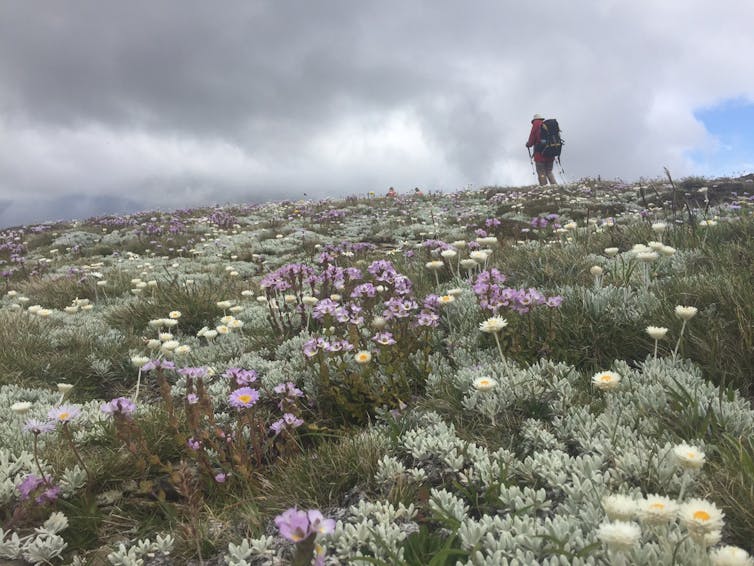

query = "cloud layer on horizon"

[{"left": 1, "top": 0, "right": 753, "bottom": 227}]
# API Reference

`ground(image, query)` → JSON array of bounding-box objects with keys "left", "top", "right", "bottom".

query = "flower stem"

[
  {"left": 493, "top": 332, "right": 510, "bottom": 374},
  {"left": 673, "top": 320, "right": 687, "bottom": 360},
  {"left": 133, "top": 367, "right": 142, "bottom": 403},
  {"left": 62, "top": 423, "right": 91, "bottom": 485},
  {"left": 32, "top": 434, "right": 53, "bottom": 488}
]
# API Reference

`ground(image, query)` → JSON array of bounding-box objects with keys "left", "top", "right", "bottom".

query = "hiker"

[
  {"left": 386, "top": 187, "right": 397, "bottom": 198},
  {"left": 413, "top": 187, "right": 424, "bottom": 197},
  {"left": 526, "top": 114, "right": 558, "bottom": 186}
]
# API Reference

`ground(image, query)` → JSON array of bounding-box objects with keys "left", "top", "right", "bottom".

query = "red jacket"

[{"left": 526, "top": 119, "right": 553, "bottom": 163}]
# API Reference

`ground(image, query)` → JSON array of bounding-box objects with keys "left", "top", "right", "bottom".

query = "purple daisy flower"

[
  {"left": 48, "top": 404, "right": 81, "bottom": 424},
  {"left": 229, "top": 387, "right": 259, "bottom": 409},
  {"left": 23, "top": 419, "right": 56, "bottom": 435}
]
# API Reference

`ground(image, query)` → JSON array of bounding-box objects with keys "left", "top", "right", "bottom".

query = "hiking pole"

[
  {"left": 556, "top": 156, "right": 570, "bottom": 185},
  {"left": 527, "top": 148, "right": 536, "bottom": 178}
]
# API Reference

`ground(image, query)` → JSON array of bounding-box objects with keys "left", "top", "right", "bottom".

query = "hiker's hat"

[{"left": 532, "top": 113, "right": 544, "bottom": 122}]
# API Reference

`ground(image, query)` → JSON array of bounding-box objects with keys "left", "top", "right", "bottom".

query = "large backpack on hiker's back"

[{"left": 537, "top": 118, "right": 563, "bottom": 158}]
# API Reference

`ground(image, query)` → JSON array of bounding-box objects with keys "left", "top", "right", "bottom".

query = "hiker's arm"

[{"left": 526, "top": 123, "right": 538, "bottom": 148}]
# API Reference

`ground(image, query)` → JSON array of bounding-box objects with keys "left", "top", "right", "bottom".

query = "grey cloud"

[{"left": 1, "top": 0, "right": 753, "bottom": 228}]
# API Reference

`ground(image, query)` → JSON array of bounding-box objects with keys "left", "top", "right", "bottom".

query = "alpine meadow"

[{"left": 2, "top": 174, "right": 754, "bottom": 566}]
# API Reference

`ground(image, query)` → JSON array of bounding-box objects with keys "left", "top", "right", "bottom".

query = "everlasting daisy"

[
  {"left": 602, "top": 494, "right": 636, "bottom": 521},
  {"left": 469, "top": 250, "right": 489, "bottom": 264},
  {"left": 438, "top": 294, "right": 456, "bottom": 305},
  {"left": 675, "top": 305, "right": 698, "bottom": 321},
  {"left": 131, "top": 355, "right": 150, "bottom": 368},
  {"left": 473, "top": 376, "right": 497, "bottom": 392},
  {"left": 590, "top": 265, "right": 603, "bottom": 276},
  {"left": 161, "top": 340, "right": 180, "bottom": 352},
  {"left": 678, "top": 498, "right": 724, "bottom": 538},
  {"left": 637, "top": 494, "right": 678, "bottom": 525},
  {"left": 174, "top": 345, "right": 192, "bottom": 356},
  {"left": 476, "top": 236, "right": 498, "bottom": 246},
  {"left": 354, "top": 350, "right": 372, "bottom": 364},
  {"left": 659, "top": 245, "right": 676, "bottom": 256},
  {"left": 592, "top": 371, "right": 621, "bottom": 391},
  {"left": 651, "top": 222, "right": 667, "bottom": 234},
  {"left": 169, "top": 311, "right": 182, "bottom": 319},
  {"left": 460, "top": 259, "right": 478, "bottom": 270},
  {"left": 645, "top": 326, "right": 668, "bottom": 340},
  {"left": 425, "top": 260, "right": 444, "bottom": 271},
  {"left": 479, "top": 316, "right": 508, "bottom": 334},
  {"left": 11, "top": 401, "right": 33, "bottom": 415},
  {"left": 596, "top": 520, "right": 641, "bottom": 552},
  {"left": 672, "top": 443, "right": 705, "bottom": 470},
  {"left": 709, "top": 545, "right": 754, "bottom": 566}
]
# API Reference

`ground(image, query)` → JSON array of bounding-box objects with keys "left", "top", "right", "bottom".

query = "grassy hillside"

[{"left": 1, "top": 175, "right": 753, "bottom": 565}]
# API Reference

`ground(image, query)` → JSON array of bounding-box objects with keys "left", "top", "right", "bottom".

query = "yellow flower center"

[
  {"left": 238, "top": 395, "right": 251, "bottom": 404},
  {"left": 687, "top": 452, "right": 697, "bottom": 458},
  {"left": 58, "top": 412, "right": 69, "bottom": 421},
  {"left": 600, "top": 375, "right": 612, "bottom": 382},
  {"left": 693, "top": 510, "right": 711, "bottom": 521},
  {"left": 649, "top": 503, "right": 665, "bottom": 510}
]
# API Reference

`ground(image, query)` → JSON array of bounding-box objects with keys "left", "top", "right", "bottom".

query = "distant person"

[
  {"left": 386, "top": 187, "right": 397, "bottom": 198},
  {"left": 526, "top": 114, "right": 558, "bottom": 186},
  {"left": 413, "top": 187, "right": 424, "bottom": 197}
]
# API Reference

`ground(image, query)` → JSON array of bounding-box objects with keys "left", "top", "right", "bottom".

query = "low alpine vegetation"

[{"left": 1, "top": 174, "right": 753, "bottom": 564}]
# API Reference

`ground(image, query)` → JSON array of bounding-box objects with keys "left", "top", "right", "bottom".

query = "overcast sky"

[{"left": 1, "top": 0, "right": 754, "bottom": 228}]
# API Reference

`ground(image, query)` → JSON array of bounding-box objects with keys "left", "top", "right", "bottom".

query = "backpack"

[{"left": 536, "top": 118, "right": 563, "bottom": 158}]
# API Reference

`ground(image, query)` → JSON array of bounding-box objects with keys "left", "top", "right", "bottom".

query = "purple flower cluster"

[
  {"left": 178, "top": 367, "right": 210, "bottom": 379},
  {"left": 17, "top": 474, "right": 60, "bottom": 504},
  {"left": 530, "top": 213, "right": 561, "bottom": 230},
  {"left": 303, "top": 336, "right": 355, "bottom": 357},
  {"left": 274, "top": 508, "right": 335, "bottom": 542},
  {"left": 141, "top": 359, "right": 176, "bottom": 372},
  {"left": 485, "top": 217, "right": 502, "bottom": 228},
  {"left": 101, "top": 397, "right": 137, "bottom": 417},
  {"left": 420, "top": 239, "right": 453, "bottom": 252},
  {"left": 208, "top": 209, "right": 238, "bottom": 229},
  {"left": 315, "top": 208, "right": 348, "bottom": 223},
  {"left": 223, "top": 367, "right": 258, "bottom": 386},
  {"left": 472, "top": 269, "right": 563, "bottom": 314},
  {"left": 270, "top": 413, "right": 304, "bottom": 435},
  {"left": 273, "top": 382, "right": 304, "bottom": 398},
  {"left": 372, "top": 331, "right": 397, "bottom": 346},
  {"left": 260, "top": 263, "right": 318, "bottom": 293},
  {"left": 311, "top": 299, "right": 364, "bottom": 325}
]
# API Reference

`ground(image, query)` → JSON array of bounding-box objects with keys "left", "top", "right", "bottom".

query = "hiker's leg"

[
  {"left": 545, "top": 161, "right": 557, "bottom": 185},
  {"left": 535, "top": 162, "right": 548, "bottom": 186}
]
